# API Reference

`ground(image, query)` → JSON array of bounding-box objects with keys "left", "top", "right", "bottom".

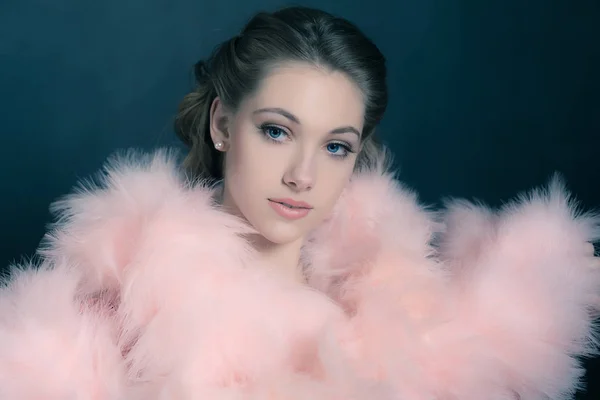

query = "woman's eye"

[
  {"left": 327, "top": 142, "right": 352, "bottom": 157},
  {"left": 265, "top": 126, "right": 285, "bottom": 140},
  {"left": 326, "top": 143, "right": 342, "bottom": 154}
]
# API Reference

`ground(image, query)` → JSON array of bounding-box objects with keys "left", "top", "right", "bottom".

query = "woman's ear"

[{"left": 209, "top": 97, "right": 231, "bottom": 151}]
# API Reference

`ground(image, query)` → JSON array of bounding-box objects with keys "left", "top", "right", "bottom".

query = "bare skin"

[{"left": 209, "top": 63, "right": 365, "bottom": 282}]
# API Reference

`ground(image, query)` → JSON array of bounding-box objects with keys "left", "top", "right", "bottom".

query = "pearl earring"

[{"left": 214, "top": 141, "right": 223, "bottom": 150}]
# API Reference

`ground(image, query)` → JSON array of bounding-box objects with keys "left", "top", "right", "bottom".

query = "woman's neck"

[
  {"left": 249, "top": 233, "right": 306, "bottom": 283},
  {"left": 216, "top": 185, "right": 306, "bottom": 284}
]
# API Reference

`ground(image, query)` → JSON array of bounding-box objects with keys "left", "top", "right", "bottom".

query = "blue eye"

[
  {"left": 326, "top": 142, "right": 353, "bottom": 158},
  {"left": 326, "top": 143, "right": 342, "bottom": 154},
  {"left": 264, "top": 126, "right": 285, "bottom": 140}
]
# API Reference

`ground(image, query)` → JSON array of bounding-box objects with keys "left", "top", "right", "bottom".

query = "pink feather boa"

[{"left": 1, "top": 149, "right": 598, "bottom": 399}]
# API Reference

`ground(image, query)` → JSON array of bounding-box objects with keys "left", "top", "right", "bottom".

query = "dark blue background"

[{"left": 1, "top": 1, "right": 598, "bottom": 395}]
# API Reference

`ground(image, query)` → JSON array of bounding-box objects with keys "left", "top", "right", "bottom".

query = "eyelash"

[{"left": 258, "top": 124, "right": 355, "bottom": 159}]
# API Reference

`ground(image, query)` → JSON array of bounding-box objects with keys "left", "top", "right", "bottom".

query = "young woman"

[{"left": 1, "top": 6, "right": 598, "bottom": 400}]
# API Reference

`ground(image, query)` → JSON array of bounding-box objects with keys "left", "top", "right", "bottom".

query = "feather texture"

[{"left": 1, "top": 150, "right": 598, "bottom": 399}]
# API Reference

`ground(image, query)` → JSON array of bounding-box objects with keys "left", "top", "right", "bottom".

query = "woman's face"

[{"left": 211, "top": 63, "right": 365, "bottom": 245}]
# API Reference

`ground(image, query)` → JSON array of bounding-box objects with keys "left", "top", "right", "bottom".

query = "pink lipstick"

[{"left": 267, "top": 198, "right": 313, "bottom": 220}]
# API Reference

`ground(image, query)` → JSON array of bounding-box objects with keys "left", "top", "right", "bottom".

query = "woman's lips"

[{"left": 267, "top": 198, "right": 313, "bottom": 220}]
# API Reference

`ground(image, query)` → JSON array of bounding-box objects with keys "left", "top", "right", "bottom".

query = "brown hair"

[{"left": 174, "top": 6, "right": 389, "bottom": 181}]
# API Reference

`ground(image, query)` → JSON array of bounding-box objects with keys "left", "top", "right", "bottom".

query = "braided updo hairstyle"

[{"left": 174, "top": 6, "right": 388, "bottom": 181}]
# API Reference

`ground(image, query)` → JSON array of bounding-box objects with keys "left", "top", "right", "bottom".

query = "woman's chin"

[{"left": 253, "top": 220, "right": 307, "bottom": 247}]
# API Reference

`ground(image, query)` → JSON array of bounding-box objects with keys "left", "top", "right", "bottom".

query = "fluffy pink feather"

[
  {"left": 0, "top": 263, "right": 125, "bottom": 399},
  {"left": 309, "top": 170, "right": 600, "bottom": 399},
  {"left": 1, "top": 149, "right": 598, "bottom": 400}
]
